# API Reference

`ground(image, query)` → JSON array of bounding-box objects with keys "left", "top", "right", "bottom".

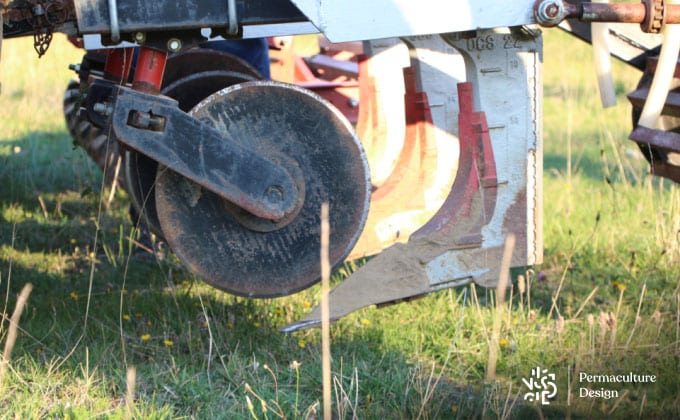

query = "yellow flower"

[
  {"left": 303, "top": 301, "right": 311, "bottom": 309},
  {"left": 140, "top": 334, "right": 151, "bottom": 342},
  {"left": 163, "top": 340, "right": 174, "bottom": 347},
  {"left": 451, "top": 405, "right": 459, "bottom": 414},
  {"left": 70, "top": 238, "right": 77, "bottom": 244},
  {"left": 133, "top": 289, "right": 140, "bottom": 297},
  {"left": 181, "top": 280, "right": 190, "bottom": 287},
  {"left": 69, "top": 292, "right": 79, "bottom": 301},
  {"left": 297, "top": 340, "right": 306, "bottom": 349},
  {"left": 122, "top": 289, "right": 128, "bottom": 295},
  {"left": 613, "top": 281, "right": 627, "bottom": 292},
  {"left": 135, "top": 312, "right": 143, "bottom": 319},
  {"left": 499, "top": 338, "right": 510, "bottom": 348},
  {"left": 122, "top": 314, "right": 130, "bottom": 321},
  {"left": 361, "top": 319, "right": 371, "bottom": 326},
  {"left": 253, "top": 321, "right": 261, "bottom": 328},
  {"left": 226, "top": 322, "right": 233, "bottom": 329}
]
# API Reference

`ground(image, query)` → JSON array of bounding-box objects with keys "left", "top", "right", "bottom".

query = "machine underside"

[{"left": 2, "top": 0, "right": 678, "bottom": 328}]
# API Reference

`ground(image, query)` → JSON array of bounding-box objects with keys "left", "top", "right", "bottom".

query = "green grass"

[{"left": 0, "top": 30, "right": 679, "bottom": 419}]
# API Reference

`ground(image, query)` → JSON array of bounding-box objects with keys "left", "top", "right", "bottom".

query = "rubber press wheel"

[
  {"left": 124, "top": 69, "right": 258, "bottom": 237},
  {"left": 124, "top": 48, "right": 263, "bottom": 238},
  {"left": 155, "top": 81, "right": 371, "bottom": 298}
]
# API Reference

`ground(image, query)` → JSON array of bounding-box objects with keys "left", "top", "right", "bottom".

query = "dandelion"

[
  {"left": 140, "top": 334, "right": 151, "bottom": 342},
  {"left": 297, "top": 339, "right": 306, "bottom": 349},
  {"left": 122, "top": 314, "right": 131, "bottom": 321},
  {"left": 70, "top": 238, "right": 77, "bottom": 245},
  {"left": 303, "top": 301, "right": 311, "bottom": 309},
  {"left": 451, "top": 405, "right": 459, "bottom": 414},
  {"left": 361, "top": 318, "right": 371, "bottom": 326},
  {"left": 290, "top": 360, "right": 301, "bottom": 369},
  {"left": 135, "top": 312, "right": 143, "bottom": 319},
  {"left": 181, "top": 280, "right": 190, "bottom": 287},
  {"left": 133, "top": 289, "right": 140, "bottom": 297},
  {"left": 612, "top": 281, "right": 627, "bottom": 292},
  {"left": 163, "top": 339, "right": 174, "bottom": 347},
  {"left": 226, "top": 322, "right": 233, "bottom": 329},
  {"left": 122, "top": 289, "right": 128, "bottom": 295},
  {"left": 499, "top": 338, "right": 510, "bottom": 348},
  {"left": 253, "top": 321, "right": 261, "bottom": 328},
  {"left": 69, "top": 291, "right": 79, "bottom": 301}
]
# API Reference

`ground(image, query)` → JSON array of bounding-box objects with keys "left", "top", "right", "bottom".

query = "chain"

[
  {"left": 33, "top": 27, "right": 52, "bottom": 57},
  {"left": 28, "top": 0, "right": 67, "bottom": 57}
]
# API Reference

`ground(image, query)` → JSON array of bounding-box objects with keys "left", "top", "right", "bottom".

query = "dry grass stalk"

[
  {"left": 486, "top": 234, "right": 515, "bottom": 381},
  {"left": 320, "top": 203, "right": 331, "bottom": 420},
  {"left": 625, "top": 283, "right": 647, "bottom": 349},
  {"left": 0, "top": 283, "right": 33, "bottom": 389},
  {"left": 107, "top": 155, "right": 123, "bottom": 207},
  {"left": 572, "top": 286, "right": 599, "bottom": 319},
  {"left": 126, "top": 365, "right": 136, "bottom": 417}
]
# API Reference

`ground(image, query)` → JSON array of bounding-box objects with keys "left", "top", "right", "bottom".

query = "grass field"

[{"left": 0, "top": 28, "right": 679, "bottom": 419}]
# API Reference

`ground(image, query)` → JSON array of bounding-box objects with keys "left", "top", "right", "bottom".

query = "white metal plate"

[{"left": 289, "top": 0, "right": 537, "bottom": 42}]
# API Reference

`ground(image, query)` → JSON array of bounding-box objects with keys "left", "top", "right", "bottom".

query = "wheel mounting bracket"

[{"left": 109, "top": 85, "right": 301, "bottom": 220}]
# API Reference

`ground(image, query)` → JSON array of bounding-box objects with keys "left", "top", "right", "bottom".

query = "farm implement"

[{"left": 1, "top": 0, "right": 679, "bottom": 330}]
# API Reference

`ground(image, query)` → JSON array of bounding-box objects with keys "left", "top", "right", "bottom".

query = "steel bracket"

[{"left": 109, "top": 85, "right": 302, "bottom": 220}]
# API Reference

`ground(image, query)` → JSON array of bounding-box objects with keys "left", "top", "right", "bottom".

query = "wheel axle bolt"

[
  {"left": 134, "top": 32, "right": 146, "bottom": 43},
  {"left": 264, "top": 185, "right": 284, "bottom": 204},
  {"left": 534, "top": 0, "right": 567, "bottom": 26},
  {"left": 93, "top": 102, "right": 112, "bottom": 117}
]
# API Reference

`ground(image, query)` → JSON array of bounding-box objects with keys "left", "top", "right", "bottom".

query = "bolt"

[
  {"left": 544, "top": 3, "right": 559, "bottom": 18},
  {"left": 129, "top": 111, "right": 165, "bottom": 131},
  {"left": 93, "top": 102, "right": 112, "bottom": 117},
  {"left": 130, "top": 111, "right": 150, "bottom": 128},
  {"left": 535, "top": 0, "right": 566, "bottom": 26},
  {"left": 134, "top": 32, "right": 146, "bottom": 43},
  {"left": 347, "top": 98, "right": 359, "bottom": 108},
  {"left": 264, "top": 185, "right": 284, "bottom": 205},
  {"left": 167, "top": 38, "right": 182, "bottom": 52}
]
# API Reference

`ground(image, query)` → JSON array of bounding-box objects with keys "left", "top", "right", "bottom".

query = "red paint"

[
  {"left": 413, "top": 82, "right": 498, "bottom": 242},
  {"left": 132, "top": 47, "right": 168, "bottom": 94},
  {"left": 104, "top": 48, "right": 134, "bottom": 83}
]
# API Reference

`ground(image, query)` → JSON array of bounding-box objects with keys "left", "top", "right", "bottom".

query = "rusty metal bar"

[
  {"left": 577, "top": 3, "right": 646, "bottom": 23},
  {"left": 535, "top": 0, "right": 680, "bottom": 33}
]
